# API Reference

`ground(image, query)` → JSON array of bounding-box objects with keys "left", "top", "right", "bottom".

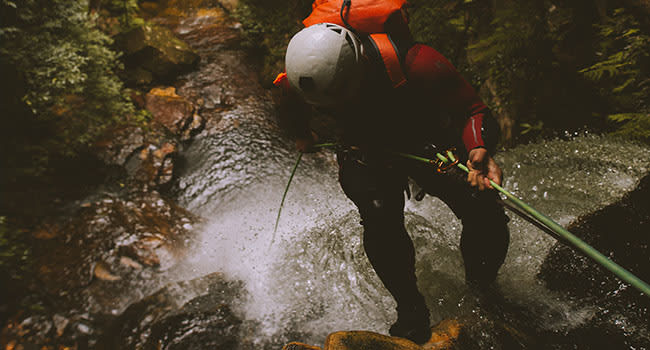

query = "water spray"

[
  {"left": 271, "top": 143, "right": 338, "bottom": 246},
  {"left": 397, "top": 149, "right": 650, "bottom": 298},
  {"left": 274, "top": 145, "right": 650, "bottom": 298}
]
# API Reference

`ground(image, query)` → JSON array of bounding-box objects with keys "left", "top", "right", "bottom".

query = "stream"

[
  {"left": 159, "top": 5, "right": 650, "bottom": 348},
  {"left": 5, "top": 3, "right": 650, "bottom": 350}
]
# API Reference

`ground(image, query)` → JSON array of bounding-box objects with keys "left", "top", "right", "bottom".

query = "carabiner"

[{"left": 435, "top": 148, "right": 459, "bottom": 173}]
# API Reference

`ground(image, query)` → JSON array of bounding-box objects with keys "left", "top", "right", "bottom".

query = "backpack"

[{"left": 303, "top": 0, "right": 411, "bottom": 88}]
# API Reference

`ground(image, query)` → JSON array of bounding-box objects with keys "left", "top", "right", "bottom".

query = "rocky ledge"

[{"left": 283, "top": 320, "right": 462, "bottom": 350}]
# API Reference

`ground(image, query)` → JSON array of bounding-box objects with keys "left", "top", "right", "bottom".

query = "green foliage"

[
  {"left": 0, "top": 217, "right": 30, "bottom": 281},
  {"left": 231, "top": 1, "right": 648, "bottom": 145},
  {"left": 0, "top": 0, "right": 139, "bottom": 180},
  {"left": 608, "top": 113, "right": 650, "bottom": 141},
  {"left": 408, "top": 0, "right": 468, "bottom": 65},
  {"left": 520, "top": 121, "right": 544, "bottom": 135},
  {"left": 579, "top": 8, "right": 650, "bottom": 143},
  {"left": 104, "top": 0, "right": 145, "bottom": 30},
  {"left": 468, "top": 2, "right": 553, "bottom": 105}
]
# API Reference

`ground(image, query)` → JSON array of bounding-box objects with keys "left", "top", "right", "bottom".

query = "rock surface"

[
  {"left": 538, "top": 173, "right": 650, "bottom": 348},
  {"left": 282, "top": 319, "right": 461, "bottom": 350},
  {"left": 115, "top": 23, "right": 199, "bottom": 85},
  {"left": 31, "top": 190, "right": 197, "bottom": 299},
  {"left": 145, "top": 86, "right": 195, "bottom": 133},
  {"left": 99, "top": 273, "right": 243, "bottom": 350}
]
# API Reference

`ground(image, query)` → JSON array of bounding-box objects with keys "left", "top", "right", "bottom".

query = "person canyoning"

[{"left": 272, "top": 0, "right": 510, "bottom": 344}]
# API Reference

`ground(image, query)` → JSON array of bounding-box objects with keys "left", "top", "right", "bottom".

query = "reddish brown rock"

[
  {"left": 145, "top": 87, "right": 194, "bottom": 133},
  {"left": 31, "top": 191, "right": 196, "bottom": 298},
  {"left": 93, "top": 261, "right": 121, "bottom": 281},
  {"left": 325, "top": 331, "right": 422, "bottom": 350},
  {"left": 282, "top": 319, "right": 461, "bottom": 350}
]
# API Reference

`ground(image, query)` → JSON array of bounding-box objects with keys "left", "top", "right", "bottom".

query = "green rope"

[
  {"left": 273, "top": 145, "right": 650, "bottom": 298},
  {"left": 271, "top": 152, "right": 303, "bottom": 245},
  {"left": 400, "top": 149, "right": 650, "bottom": 298}
]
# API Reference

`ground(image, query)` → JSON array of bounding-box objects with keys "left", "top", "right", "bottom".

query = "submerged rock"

[{"left": 100, "top": 273, "right": 243, "bottom": 350}]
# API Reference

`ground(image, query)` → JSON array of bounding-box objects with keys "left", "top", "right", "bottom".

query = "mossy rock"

[{"left": 115, "top": 23, "right": 199, "bottom": 85}]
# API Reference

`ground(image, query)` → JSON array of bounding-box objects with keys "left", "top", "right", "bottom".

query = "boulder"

[
  {"left": 101, "top": 273, "right": 243, "bottom": 350},
  {"left": 538, "top": 174, "right": 650, "bottom": 348},
  {"left": 115, "top": 23, "right": 199, "bottom": 84},
  {"left": 145, "top": 86, "right": 194, "bottom": 133},
  {"left": 282, "top": 319, "right": 461, "bottom": 350}
]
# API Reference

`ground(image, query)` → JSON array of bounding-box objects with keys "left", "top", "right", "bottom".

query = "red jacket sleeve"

[{"left": 405, "top": 44, "right": 490, "bottom": 153}]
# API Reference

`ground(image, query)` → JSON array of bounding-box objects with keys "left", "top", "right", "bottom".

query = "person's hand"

[
  {"left": 467, "top": 147, "right": 502, "bottom": 191},
  {"left": 295, "top": 130, "right": 319, "bottom": 153}
]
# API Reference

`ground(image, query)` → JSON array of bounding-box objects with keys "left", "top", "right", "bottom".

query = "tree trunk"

[{"left": 484, "top": 78, "right": 515, "bottom": 147}]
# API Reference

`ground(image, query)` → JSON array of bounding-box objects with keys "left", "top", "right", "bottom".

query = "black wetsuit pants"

[{"left": 337, "top": 150, "right": 510, "bottom": 310}]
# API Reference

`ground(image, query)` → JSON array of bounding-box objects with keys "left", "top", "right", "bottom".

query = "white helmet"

[{"left": 285, "top": 23, "right": 363, "bottom": 106}]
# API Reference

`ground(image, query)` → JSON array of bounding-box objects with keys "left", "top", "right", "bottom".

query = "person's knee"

[{"left": 359, "top": 198, "right": 404, "bottom": 229}]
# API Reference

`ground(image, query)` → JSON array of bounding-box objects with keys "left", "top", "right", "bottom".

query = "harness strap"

[{"left": 368, "top": 33, "right": 407, "bottom": 88}]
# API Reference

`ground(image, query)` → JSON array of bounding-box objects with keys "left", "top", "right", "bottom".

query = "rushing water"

[
  {"left": 99, "top": 5, "right": 650, "bottom": 349},
  {"left": 170, "top": 112, "right": 650, "bottom": 348}
]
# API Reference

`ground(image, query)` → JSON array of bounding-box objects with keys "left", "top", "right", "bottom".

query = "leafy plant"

[
  {"left": 233, "top": 0, "right": 312, "bottom": 85},
  {"left": 0, "top": 0, "right": 140, "bottom": 180},
  {"left": 104, "top": 0, "right": 145, "bottom": 30},
  {"left": 579, "top": 8, "right": 650, "bottom": 143},
  {"left": 0, "top": 217, "right": 30, "bottom": 281}
]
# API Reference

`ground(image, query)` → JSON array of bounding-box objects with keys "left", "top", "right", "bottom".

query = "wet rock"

[
  {"left": 182, "top": 112, "right": 205, "bottom": 141},
  {"left": 325, "top": 331, "right": 423, "bottom": 350},
  {"left": 101, "top": 273, "right": 242, "bottom": 350},
  {"left": 145, "top": 86, "right": 195, "bottom": 133},
  {"left": 93, "top": 261, "right": 122, "bottom": 281},
  {"left": 427, "top": 319, "right": 461, "bottom": 349},
  {"left": 283, "top": 343, "right": 323, "bottom": 350},
  {"left": 94, "top": 126, "right": 147, "bottom": 167},
  {"left": 125, "top": 141, "right": 179, "bottom": 188},
  {"left": 93, "top": 108, "right": 188, "bottom": 189},
  {"left": 32, "top": 191, "right": 197, "bottom": 300},
  {"left": 120, "top": 234, "right": 169, "bottom": 269},
  {"left": 1, "top": 315, "right": 58, "bottom": 350},
  {"left": 119, "top": 256, "right": 143, "bottom": 270},
  {"left": 282, "top": 319, "right": 461, "bottom": 350},
  {"left": 52, "top": 314, "right": 69, "bottom": 338},
  {"left": 115, "top": 23, "right": 199, "bottom": 85},
  {"left": 537, "top": 173, "right": 650, "bottom": 348}
]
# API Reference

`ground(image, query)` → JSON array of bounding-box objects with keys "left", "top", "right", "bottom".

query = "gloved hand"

[
  {"left": 295, "top": 130, "right": 319, "bottom": 153},
  {"left": 467, "top": 147, "right": 502, "bottom": 191}
]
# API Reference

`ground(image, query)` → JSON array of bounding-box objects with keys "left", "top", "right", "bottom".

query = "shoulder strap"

[{"left": 366, "top": 33, "right": 408, "bottom": 88}]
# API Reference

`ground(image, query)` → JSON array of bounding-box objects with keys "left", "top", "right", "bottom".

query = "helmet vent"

[{"left": 299, "top": 76, "right": 316, "bottom": 92}]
